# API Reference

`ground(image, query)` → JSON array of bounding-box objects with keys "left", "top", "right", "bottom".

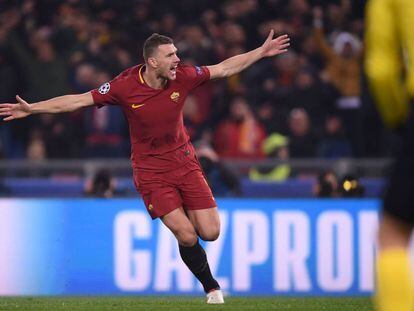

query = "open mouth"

[{"left": 170, "top": 65, "right": 177, "bottom": 75}]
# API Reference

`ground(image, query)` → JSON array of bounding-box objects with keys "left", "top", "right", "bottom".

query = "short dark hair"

[{"left": 143, "top": 33, "right": 174, "bottom": 61}]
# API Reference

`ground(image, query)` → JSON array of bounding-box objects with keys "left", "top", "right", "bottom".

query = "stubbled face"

[{"left": 152, "top": 43, "right": 180, "bottom": 80}]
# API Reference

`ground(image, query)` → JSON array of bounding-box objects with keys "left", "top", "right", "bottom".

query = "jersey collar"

[
  {"left": 138, "top": 64, "right": 171, "bottom": 90},
  {"left": 138, "top": 65, "right": 145, "bottom": 84}
]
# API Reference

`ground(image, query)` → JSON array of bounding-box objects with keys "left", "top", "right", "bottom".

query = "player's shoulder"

[
  {"left": 98, "top": 65, "right": 141, "bottom": 97},
  {"left": 176, "top": 64, "right": 207, "bottom": 79},
  {"left": 114, "top": 64, "right": 142, "bottom": 82}
]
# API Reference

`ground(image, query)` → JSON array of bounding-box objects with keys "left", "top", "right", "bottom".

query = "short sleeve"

[
  {"left": 178, "top": 65, "right": 210, "bottom": 90},
  {"left": 91, "top": 77, "right": 123, "bottom": 107}
]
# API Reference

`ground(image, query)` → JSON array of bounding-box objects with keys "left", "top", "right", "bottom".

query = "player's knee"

[
  {"left": 199, "top": 225, "right": 220, "bottom": 242},
  {"left": 177, "top": 228, "right": 198, "bottom": 247}
]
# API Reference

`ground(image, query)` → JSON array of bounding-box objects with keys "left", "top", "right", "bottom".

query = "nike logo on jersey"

[{"left": 132, "top": 103, "right": 145, "bottom": 109}]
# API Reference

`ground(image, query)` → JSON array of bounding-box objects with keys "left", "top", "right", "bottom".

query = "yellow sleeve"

[
  {"left": 395, "top": 0, "right": 414, "bottom": 98},
  {"left": 364, "top": 0, "right": 411, "bottom": 128}
]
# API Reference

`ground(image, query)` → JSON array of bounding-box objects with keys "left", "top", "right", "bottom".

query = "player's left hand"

[
  {"left": 260, "top": 30, "right": 290, "bottom": 58},
  {"left": 0, "top": 95, "right": 32, "bottom": 121}
]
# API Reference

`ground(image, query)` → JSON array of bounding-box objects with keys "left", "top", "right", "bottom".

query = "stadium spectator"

[
  {"left": 72, "top": 63, "right": 99, "bottom": 93},
  {"left": 81, "top": 69, "right": 128, "bottom": 158},
  {"left": 8, "top": 29, "right": 71, "bottom": 102},
  {"left": 183, "top": 95, "right": 206, "bottom": 141},
  {"left": 244, "top": 49, "right": 299, "bottom": 99},
  {"left": 83, "top": 105, "right": 128, "bottom": 158},
  {"left": 249, "top": 133, "right": 291, "bottom": 181},
  {"left": 0, "top": 48, "right": 18, "bottom": 103},
  {"left": 84, "top": 169, "right": 116, "bottom": 198},
  {"left": 39, "top": 114, "right": 80, "bottom": 158},
  {"left": 317, "top": 114, "right": 353, "bottom": 158},
  {"left": 0, "top": 0, "right": 375, "bottom": 161},
  {"left": 26, "top": 129, "right": 47, "bottom": 161},
  {"left": 287, "top": 108, "right": 318, "bottom": 158},
  {"left": 256, "top": 102, "right": 287, "bottom": 135},
  {"left": 196, "top": 143, "right": 241, "bottom": 196},
  {"left": 178, "top": 25, "right": 217, "bottom": 65},
  {"left": 313, "top": 6, "right": 364, "bottom": 155},
  {"left": 313, "top": 170, "right": 339, "bottom": 198},
  {"left": 214, "top": 96, "right": 266, "bottom": 159}
]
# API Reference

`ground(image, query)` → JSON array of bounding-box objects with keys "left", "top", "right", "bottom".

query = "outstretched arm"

[
  {"left": 207, "top": 30, "right": 290, "bottom": 79},
  {"left": 0, "top": 92, "right": 94, "bottom": 121},
  {"left": 313, "top": 7, "right": 335, "bottom": 60}
]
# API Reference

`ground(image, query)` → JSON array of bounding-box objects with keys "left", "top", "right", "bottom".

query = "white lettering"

[
  {"left": 359, "top": 211, "right": 378, "bottom": 291},
  {"left": 154, "top": 224, "right": 193, "bottom": 291},
  {"left": 274, "top": 211, "right": 311, "bottom": 291},
  {"left": 201, "top": 211, "right": 229, "bottom": 291},
  {"left": 114, "top": 211, "right": 151, "bottom": 291},
  {"left": 317, "top": 211, "right": 353, "bottom": 291},
  {"left": 232, "top": 211, "right": 269, "bottom": 291}
]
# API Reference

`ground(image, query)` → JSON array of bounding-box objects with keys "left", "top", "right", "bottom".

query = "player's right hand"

[{"left": 0, "top": 95, "right": 32, "bottom": 121}]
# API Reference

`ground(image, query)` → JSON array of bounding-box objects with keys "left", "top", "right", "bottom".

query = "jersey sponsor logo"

[
  {"left": 98, "top": 82, "right": 110, "bottom": 94},
  {"left": 132, "top": 103, "right": 146, "bottom": 109},
  {"left": 170, "top": 91, "right": 180, "bottom": 102},
  {"left": 195, "top": 66, "right": 203, "bottom": 75}
]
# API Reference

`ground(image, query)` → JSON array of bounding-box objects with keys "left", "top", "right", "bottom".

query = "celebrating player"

[
  {"left": 365, "top": 0, "right": 414, "bottom": 310},
  {"left": 0, "top": 30, "right": 289, "bottom": 303}
]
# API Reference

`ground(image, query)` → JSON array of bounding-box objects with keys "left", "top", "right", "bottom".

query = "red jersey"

[{"left": 91, "top": 64, "right": 210, "bottom": 172}]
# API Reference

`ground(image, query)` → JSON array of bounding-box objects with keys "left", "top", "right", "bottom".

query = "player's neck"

[{"left": 142, "top": 67, "right": 167, "bottom": 90}]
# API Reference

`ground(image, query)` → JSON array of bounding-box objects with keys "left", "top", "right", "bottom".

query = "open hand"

[
  {"left": 260, "top": 30, "right": 290, "bottom": 58},
  {"left": 0, "top": 95, "right": 32, "bottom": 121}
]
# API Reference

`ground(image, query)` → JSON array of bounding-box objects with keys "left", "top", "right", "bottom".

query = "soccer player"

[
  {"left": 0, "top": 31, "right": 289, "bottom": 303},
  {"left": 365, "top": 0, "right": 414, "bottom": 310}
]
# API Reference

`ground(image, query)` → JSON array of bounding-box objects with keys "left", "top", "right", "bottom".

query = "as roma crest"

[{"left": 170, "top": 91, "right": 180, "bottom": 102}]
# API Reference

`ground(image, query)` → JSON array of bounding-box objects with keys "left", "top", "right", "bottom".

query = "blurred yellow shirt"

[{"left": 365, "top": 0, "right": 414, "bottom": 128}]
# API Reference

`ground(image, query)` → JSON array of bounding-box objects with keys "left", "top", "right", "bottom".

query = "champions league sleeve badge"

[
  {"left": 195, "top": 66, "right": 203, "bottom": 75},
  {"left": 98, "top": 82, "right": 111, "bottom": 94}
]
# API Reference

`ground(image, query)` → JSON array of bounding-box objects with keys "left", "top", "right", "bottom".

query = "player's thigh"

[
  {"left": 187, "top": 207, "right": 220, "bottom": 242},
  {"left": 140, "top": 186, "right": 183, "bottom": 219},
  {"left": 178, "top": 160, "right": 220, "bottom": 241},
  {"left": 161, "top": 207, "right": 198, "bottom": 247},
  {"left": 134, "top": 169, "right": 183, "bottom": 219},
  {"left": 179, "top": 162, "right": 216, "bottom": 210}
]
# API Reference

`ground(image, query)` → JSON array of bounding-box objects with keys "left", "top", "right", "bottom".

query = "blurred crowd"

[{"left": 0, "top": 0, "right": 389, "bottom": 170}]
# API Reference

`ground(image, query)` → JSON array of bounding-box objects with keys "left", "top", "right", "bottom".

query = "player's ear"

[{"left": 148, "top": 57, "right": 158, "bottom": 68}]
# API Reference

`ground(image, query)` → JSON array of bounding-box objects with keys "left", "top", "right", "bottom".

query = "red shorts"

[{"left": 133, "top": 158, "right": 217, "bottom": 219}]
